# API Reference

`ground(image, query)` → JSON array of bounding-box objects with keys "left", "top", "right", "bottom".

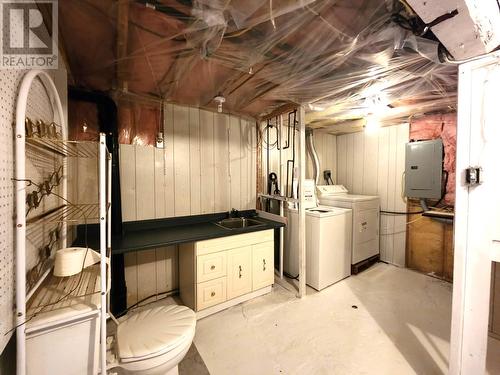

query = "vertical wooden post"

[{"left": 298, "top": 106, "right": 306, "bottom": 297}]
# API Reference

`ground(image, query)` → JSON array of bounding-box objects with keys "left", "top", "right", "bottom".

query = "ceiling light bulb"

[
  {"left": 365, "top": 117, "right": 380, "bottom": 135},
  {"left": 308, "top": 103, "right": 325, "bottom": 112},
  {"left": 214, "top": 94, "right": 226, "bottom": 113}
]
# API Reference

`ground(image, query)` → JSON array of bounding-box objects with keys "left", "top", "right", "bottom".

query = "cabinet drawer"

[
  {"left": 197, "top": 251, "right": 227, "bottom": 283},
  {"left": 252, "top": 241, "right": 275, "bottom": 290},
  {"left": 196, "top": 230, "right": 274, "bottom": 255},
  {"left": 196, "top": 277, "right": 227, "bottom": 311}
]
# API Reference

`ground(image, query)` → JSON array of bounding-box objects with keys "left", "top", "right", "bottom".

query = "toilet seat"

[{"left": 117, "top": 305, "right": 196, "bottom": 368}]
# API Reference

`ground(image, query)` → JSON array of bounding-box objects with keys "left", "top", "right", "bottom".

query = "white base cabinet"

[
  {"left": 179, "top": 230, "right": 275, "bottom": 317},
  {"left": 25, "top": 265, "right": 102, "bottom": 375}
]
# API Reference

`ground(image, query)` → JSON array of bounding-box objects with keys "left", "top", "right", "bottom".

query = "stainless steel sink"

[{"left": 214, "top": 217, "right": 265, "bottom": 230}]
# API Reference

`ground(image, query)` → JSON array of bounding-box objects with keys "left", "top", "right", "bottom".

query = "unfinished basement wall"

[
  {"left": 119, "top": 103, "right": 257, "bottom": 306},
  {"left": 406, "top": 114, "right": 456, "bottom": 281},
  {"left": 336, "top": 124, "right": 409, "bottom": 267}
]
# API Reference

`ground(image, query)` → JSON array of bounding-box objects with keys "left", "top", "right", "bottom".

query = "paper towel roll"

[{"left": 53, "top": 247, "right": 101, "bottom": 277}]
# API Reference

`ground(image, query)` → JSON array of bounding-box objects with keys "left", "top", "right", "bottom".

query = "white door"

[
  {"left": 227, "top": 246, "right": 252, "bottom": 299},
  {"left": 450, "top": 52, "right": 500, "bottom": 375}
]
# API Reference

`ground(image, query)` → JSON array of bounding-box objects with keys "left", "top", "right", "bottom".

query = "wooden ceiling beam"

[
  {"left": 305, "top": 103, "right": 347, "bottom": 123},
  {"left": 116, "top": 0, "right": 130, "bottom": 91},
  {"left": 308, "top": 118, "right": 366, "bottom": 134},
  {"left": 259, "top": 103, "right": 299, "bottom": 121}
]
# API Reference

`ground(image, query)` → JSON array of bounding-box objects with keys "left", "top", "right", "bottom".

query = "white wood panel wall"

[
  {"left": 123, "top": 246, "right": 178, "bottom": 307},
  {"left": 260, "top": 121, "right": 296, "bottom": 196},
  {"left": 261, "top": 127, "right": 336, "bottom": 196},
  {"left": 119, "top": 104, "right": 257, "bottom": 306},
  {"left": 336, "top": 124, "right": 409, "bottom": 266}
]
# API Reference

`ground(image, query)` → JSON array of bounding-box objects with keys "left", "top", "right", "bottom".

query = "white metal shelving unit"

[{"left": 15, "top": 71, "right": 111, "bottom": 375}]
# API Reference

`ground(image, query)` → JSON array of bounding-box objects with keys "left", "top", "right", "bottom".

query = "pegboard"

[
  {"left": 0, "top": 69, "right": 25, "bottom": 354},
  {"left": 0, "top": 69, "right": 66, "bottom": 354}
]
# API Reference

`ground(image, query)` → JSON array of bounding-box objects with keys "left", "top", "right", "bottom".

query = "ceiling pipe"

[{"left": 306, "top": 129, "right": 320, "bottom": 185}]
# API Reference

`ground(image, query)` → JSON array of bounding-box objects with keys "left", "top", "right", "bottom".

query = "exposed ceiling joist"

[
  {"left": 59, "top": 0, "right": 458, "bottom": 119},
  {"left": 309, "top": 118, "right": 366, "bottom": 134},
  {"left": 305, "top": 104, "right": 346, "bottom": 124},
  {"left": 116, "top": 0, "right": 130, "bottom": 91},
  {"left": 260, "top": 103, "right": 299, "bottom": 122}
]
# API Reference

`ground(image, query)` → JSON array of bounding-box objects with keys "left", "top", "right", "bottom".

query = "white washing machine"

[
  {"left": 317, "top": 185, "right": 380, "bottom": 270},
  {"left": 284, "top": 205, "right": 352, "bottom": 291}
]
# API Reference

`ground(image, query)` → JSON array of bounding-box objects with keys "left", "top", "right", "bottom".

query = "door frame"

[{"left": 450, "top": 51, "right": 500, "bottom": 374}]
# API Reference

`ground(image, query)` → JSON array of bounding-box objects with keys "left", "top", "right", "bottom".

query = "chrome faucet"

[{"left": 229, "top": 208, "right": 239, "bottom": 218}]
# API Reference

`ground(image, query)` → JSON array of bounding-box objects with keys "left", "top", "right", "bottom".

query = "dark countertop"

[
  {"left": 75, "top": 210, "right": 285, "bottom": 316},
  {"left": 110, "top": 211, "right": 285, "bottom": 254}
]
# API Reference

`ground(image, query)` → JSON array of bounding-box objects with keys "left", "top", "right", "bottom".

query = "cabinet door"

[
  {"left": 227, "top": 246, "right": 252, "bottom": 300},
  {"left": 252, "top": 241, "right": 274, "bottom": 290}
]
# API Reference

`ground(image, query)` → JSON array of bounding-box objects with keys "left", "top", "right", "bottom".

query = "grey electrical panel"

[{"left": 404, "top": 139, "right": 443, "bottom": 199}]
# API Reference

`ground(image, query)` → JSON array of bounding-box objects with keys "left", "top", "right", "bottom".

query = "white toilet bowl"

[{"left": 115, "top": 305, "right": 196, "bottom": 375}]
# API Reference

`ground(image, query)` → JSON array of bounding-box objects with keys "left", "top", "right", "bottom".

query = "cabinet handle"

[
  {"left": 211, "top": 291, "right": 215, "bottom": 297},
  {"left": 239, "top": 265, "right": 242, "bottom": 278},
  {"left": 210, "top": 265, "right": 215, "bottom": 270},
  {"left": 263, "top": 259, "right": 266, "bottom": 271}
]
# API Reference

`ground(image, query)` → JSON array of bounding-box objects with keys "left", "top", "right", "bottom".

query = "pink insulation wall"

[
  {"left": 118, "top": 100, "right": 160, "bottom": 146},
  {"left": 409, "top": 113, "right": 457, "bottom": 206}
]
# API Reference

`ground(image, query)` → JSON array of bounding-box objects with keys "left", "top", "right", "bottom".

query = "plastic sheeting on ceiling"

[{"left": 59, "top": 0, "right": 457, "bottom": 126}]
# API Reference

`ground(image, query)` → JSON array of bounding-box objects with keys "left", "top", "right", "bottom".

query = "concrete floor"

[
  {"left": 192, "top": 263, "right": 499, "bottom": 375},
  {"left": 114, "top": 262, "right": 500, "bottom": 374}
]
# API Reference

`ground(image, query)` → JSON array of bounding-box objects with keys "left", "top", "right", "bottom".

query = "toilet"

[{"left": 113, "top": 305, "right": 196, "bottom": 375}]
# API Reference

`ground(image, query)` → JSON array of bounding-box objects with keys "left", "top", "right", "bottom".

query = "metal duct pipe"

[
  {"left": 306, "top": 130, "right": 320, "bottom": 185},
  {"left": 419, "top": 198, "right": 429, "bottom": 212}
]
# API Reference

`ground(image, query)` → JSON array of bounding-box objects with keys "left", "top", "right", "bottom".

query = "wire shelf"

[
  {"left": 26, "top": 264, "right": 101, "bottom": 320},
  {"left": 26, "top": 137, "right": 101, "bottom": 158},
  {"left": 26, "top": 204, "right": 99, "bottom": 226}
]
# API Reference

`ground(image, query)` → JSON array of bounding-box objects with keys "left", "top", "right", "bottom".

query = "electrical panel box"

[{"left": 404, "top": 139, "right": 443, "bottom": 199}]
